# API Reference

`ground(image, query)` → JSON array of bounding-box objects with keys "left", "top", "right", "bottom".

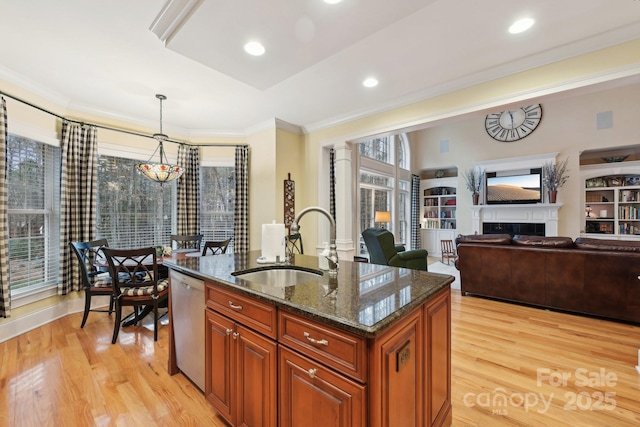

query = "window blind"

[
  {"left": 96, "top": 155, "right": 174, "bottom": 248},
  {"left": 7, "top": 135, "right": 61, "bottom": 293}
]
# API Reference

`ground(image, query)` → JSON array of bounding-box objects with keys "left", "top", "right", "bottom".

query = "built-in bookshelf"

[
  {"left": 423, "top": 186, "right": 457, "bottom": 230},
  {"left": 584, "top": 175, "right": 640, "bottom": 236},
  {"left": 420, "top": 177, "right": 457, "bottom": 257}
]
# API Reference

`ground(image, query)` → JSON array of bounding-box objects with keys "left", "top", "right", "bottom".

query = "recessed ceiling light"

[
  {"left": 509, "top": 18, "right": 535, "bottom": 34},
  {"left": 324, "top": 0, "right": 343, "bottom": 4},
  {"left": 363, "top": 77, "right": 378, "bottom": 88},
  {"left": 244, "top": 41, "right": 265, "bottom": 56}
]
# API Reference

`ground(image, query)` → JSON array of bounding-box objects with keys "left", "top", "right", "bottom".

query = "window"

[
  {"left": 357, "top": 134, "right": 412, "bottom": 253},
  {"left": 96, "top": 155, "right": 173, "bottom": 248},
  {"left": 7, "top": 135, "right": 61, "bottom": 294},
  {"left": 200, "top": 166, "right": 235, "bottom": 251}
]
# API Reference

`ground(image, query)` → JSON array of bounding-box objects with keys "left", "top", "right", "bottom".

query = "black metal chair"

[
  {"left": 102, "top": 247, "right": 169, "bottom": 343},
  {"left": 170, "top": 234, "right": 203, "bottom": 250},
  {"left": 202, "top": 238, "right": 232, "bottom": 256},
  {"left": 69, "top": 239, "right": 114, "bottom": 328}
]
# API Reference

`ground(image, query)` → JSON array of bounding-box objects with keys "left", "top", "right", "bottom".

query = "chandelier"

[{"left": 135, "top": 94, "right": 184, "bottom": 183}]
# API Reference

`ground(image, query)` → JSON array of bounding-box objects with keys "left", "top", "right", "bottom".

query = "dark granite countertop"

[{"left": 165, "top": 250, "right": 452, "bottom": 338}]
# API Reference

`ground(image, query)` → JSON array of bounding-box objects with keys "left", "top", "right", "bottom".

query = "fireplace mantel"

[{"left": 470, "top": 203, "right": 563, "bottom": 236}]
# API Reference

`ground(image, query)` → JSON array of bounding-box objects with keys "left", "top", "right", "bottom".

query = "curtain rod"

[{"left": 0, "top": 90, "right": 248, "bottom": 148}]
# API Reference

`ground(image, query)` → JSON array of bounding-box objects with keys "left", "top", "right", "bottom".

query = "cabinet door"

[
  {"left": 279, "top": 346, "right": 366, "bottom": 427},
  {"left": 370, "top": 307, "right": 423, "bottom": 427},
  {"left": 235, "top": 324, "right": 277, "bottom": 427},
  {"left": 205, "top": 309, "right": 235, "bottom": 424},
  {"left": 421, "top": 229, "right": 437, "bottom": 254},
  {"left": 424, "top": 289, "right": 451, "bottom": 427}
]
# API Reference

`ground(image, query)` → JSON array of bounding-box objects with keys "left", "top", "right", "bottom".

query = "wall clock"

[{"left": 485, "top": 104, "right": 542, "bottom": 142}]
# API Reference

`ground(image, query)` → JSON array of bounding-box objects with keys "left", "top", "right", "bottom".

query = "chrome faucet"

[{"left": 290, "top": 206, "right": 338, "bottom": 275}]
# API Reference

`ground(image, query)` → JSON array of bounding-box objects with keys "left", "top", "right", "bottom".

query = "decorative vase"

[
  {"left": 549, "top": 190, "right": 558, "bottom": 203},
  {"left": 472, "top": 193, "right": 479, "bottom": 205}
]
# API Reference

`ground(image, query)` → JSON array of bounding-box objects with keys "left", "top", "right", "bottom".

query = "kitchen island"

[{"left": 165, "top": 251, "right": 453, "bottom": 427}]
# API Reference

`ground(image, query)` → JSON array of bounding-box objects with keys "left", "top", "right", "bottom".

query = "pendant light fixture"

[{"left": 135, "top": 94, "right": 184, "bottom": 183}]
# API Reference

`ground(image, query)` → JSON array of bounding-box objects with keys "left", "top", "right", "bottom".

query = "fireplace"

[
  {"left": 470, "top": 204, "right": 562, "bottom": 237},
  {"left": 483, "top": 222, "right": 545, "bottom": 236}
]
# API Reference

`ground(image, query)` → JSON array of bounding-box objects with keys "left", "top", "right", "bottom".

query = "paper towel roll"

[{"left": 262, "top": 223, "right": 286, "bottom": 262}]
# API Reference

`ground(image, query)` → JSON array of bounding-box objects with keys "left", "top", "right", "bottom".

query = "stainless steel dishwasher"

[{"left": 170, "top": 269, "right": 205, "bottom": 391}]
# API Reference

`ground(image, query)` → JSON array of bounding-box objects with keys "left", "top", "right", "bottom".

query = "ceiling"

[{"left": 0, "top": 0, "right": 639, "bottom": 137}]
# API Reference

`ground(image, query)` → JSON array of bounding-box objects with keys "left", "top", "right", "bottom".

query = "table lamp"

[{"left": 374, "top": 211, "right": 391, "bottom": 228}]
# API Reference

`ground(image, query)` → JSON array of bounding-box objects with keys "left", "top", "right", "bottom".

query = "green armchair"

[{"left": 361, "top": 228, "right": 428, "bottom": 271}]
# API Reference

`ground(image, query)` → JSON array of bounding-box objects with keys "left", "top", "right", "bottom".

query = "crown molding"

[{"left": 149, "top": 0, "right": 203, "bottom": 44}]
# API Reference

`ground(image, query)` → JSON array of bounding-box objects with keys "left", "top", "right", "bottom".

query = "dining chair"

[
  {"left": 202, "top": 238, "right": 232, "bottom": 256},
  {"left": 170, "top": 234, "right": 203, "bottom": 250},
  {"left": 440, "top": 239, "right": 457, "bottom": 265},
  {"left": 285, "top": 232, "right": 304, "bottom": 255},
  {"left": 69, "top": 239, "right": 114, "bottom": 328},
  {"left": 102, "top": 247, "right": 169, "bottom": 343}
]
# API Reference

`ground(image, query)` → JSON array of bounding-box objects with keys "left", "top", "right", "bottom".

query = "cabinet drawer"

[
  {"left": 206, "top": 282, "right": 277, "bottom": 339},
  {"left": 279, "top": 310, "right": 367, "bottom": 382}
]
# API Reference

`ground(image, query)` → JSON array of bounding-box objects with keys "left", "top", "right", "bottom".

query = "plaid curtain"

[
  {"left": 0, "top": 97, "right": 10, "bottom": 317},
  {"left": 234, "top": 146, "right": 249, "bottom": 253},
  {"left": 411, "top": 174, "right": 421, "bottom": 250},
  {"left": 329, "top": 147, "right": 336, "bottom": 221},
  {"left": 177, "top": 144, "right": 200, "bottom": 235},
  {"left": 58, "top": 121, "right": 98, "bottom": 295}
]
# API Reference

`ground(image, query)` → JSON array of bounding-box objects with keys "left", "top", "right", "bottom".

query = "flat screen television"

[{"left": 486, "top": 168, "right": 542, "bottom": 204}]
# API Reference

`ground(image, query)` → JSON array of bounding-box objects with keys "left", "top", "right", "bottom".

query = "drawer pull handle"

[
  {"left": 304, "top": 332, "right": 328, "bottom": 346},
  {"left": 307, "top": 368, "right": 317, "bottom": 378},
  {"left": 232, "top": 332, "right": 240, "bottom": 340},
  {"left": 225, "top": 328, "right": 233, "bottom": 335},
  {"left": 228, "top": 301, "right": 243, "bottom": 310}
]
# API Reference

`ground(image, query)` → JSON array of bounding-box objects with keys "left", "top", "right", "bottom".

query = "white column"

[{"left": 333, "top": 141, "right": 355, "bottom": 260}]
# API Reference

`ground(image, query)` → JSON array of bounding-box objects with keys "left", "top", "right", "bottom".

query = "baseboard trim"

[{"left": 0, "top": 297, "right": 88, "bottom": 343}]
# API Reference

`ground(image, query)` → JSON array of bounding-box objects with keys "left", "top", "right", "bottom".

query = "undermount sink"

[{"left": 232, "top": 267, "right": 323, "bottom": 287}]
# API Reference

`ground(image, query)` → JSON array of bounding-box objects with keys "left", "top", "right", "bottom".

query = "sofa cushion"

[
  {"left": 574, "top": 237, "right": 640, "bottom": 252},
  {"left": 512, "top": 235, "right": 575, "bottom": 248},
  {"left": 455, "top": 234, "right": 512, "bottom": 245}
]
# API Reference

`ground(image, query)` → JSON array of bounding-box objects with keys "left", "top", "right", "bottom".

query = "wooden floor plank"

[{"left": 1, "top": 291, "right": 640, "bottom": 426}]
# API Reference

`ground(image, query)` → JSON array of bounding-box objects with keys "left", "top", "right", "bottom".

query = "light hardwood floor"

[{"left": 1, "top": 290, "right": 639, "bottom": 426}]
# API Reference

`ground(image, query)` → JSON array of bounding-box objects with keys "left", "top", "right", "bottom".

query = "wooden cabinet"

[
  {"left": 205, "top": 283, "right": 277, "bottom": 427},
  {"left": 204, "top": 280, "right": 452, "bottom": 427},
  {"left": 424, "top": 289, "right": 451, "bottom": 427},
  {"left": 279, "top": 345, "right": 366, "bottom": 427},
  {"left": 369, "top": 306, "right": 423, "bottom": 427},
  {"left": 280, "top": 292, "right": 451, "bottom": 427}
]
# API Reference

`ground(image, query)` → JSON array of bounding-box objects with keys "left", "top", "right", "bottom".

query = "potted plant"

[
  {"left": 542, "top": 158, "right": 569, "bottom": 203},
  {"left": 463, "top": 167, "right": 484, "bottom": 205}
]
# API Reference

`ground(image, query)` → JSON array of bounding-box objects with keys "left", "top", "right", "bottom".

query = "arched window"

[{"left": 357, "top": 133, "right": 412, "bottom": 256}]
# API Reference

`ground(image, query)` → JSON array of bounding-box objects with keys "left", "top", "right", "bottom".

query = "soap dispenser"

[{"left": 318, "top": 242, "right": 330, "bottom": 270}]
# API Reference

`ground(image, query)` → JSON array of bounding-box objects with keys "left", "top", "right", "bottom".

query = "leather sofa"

[{"left": 455, "top": 234, "right": 640, "bottom": 324}]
